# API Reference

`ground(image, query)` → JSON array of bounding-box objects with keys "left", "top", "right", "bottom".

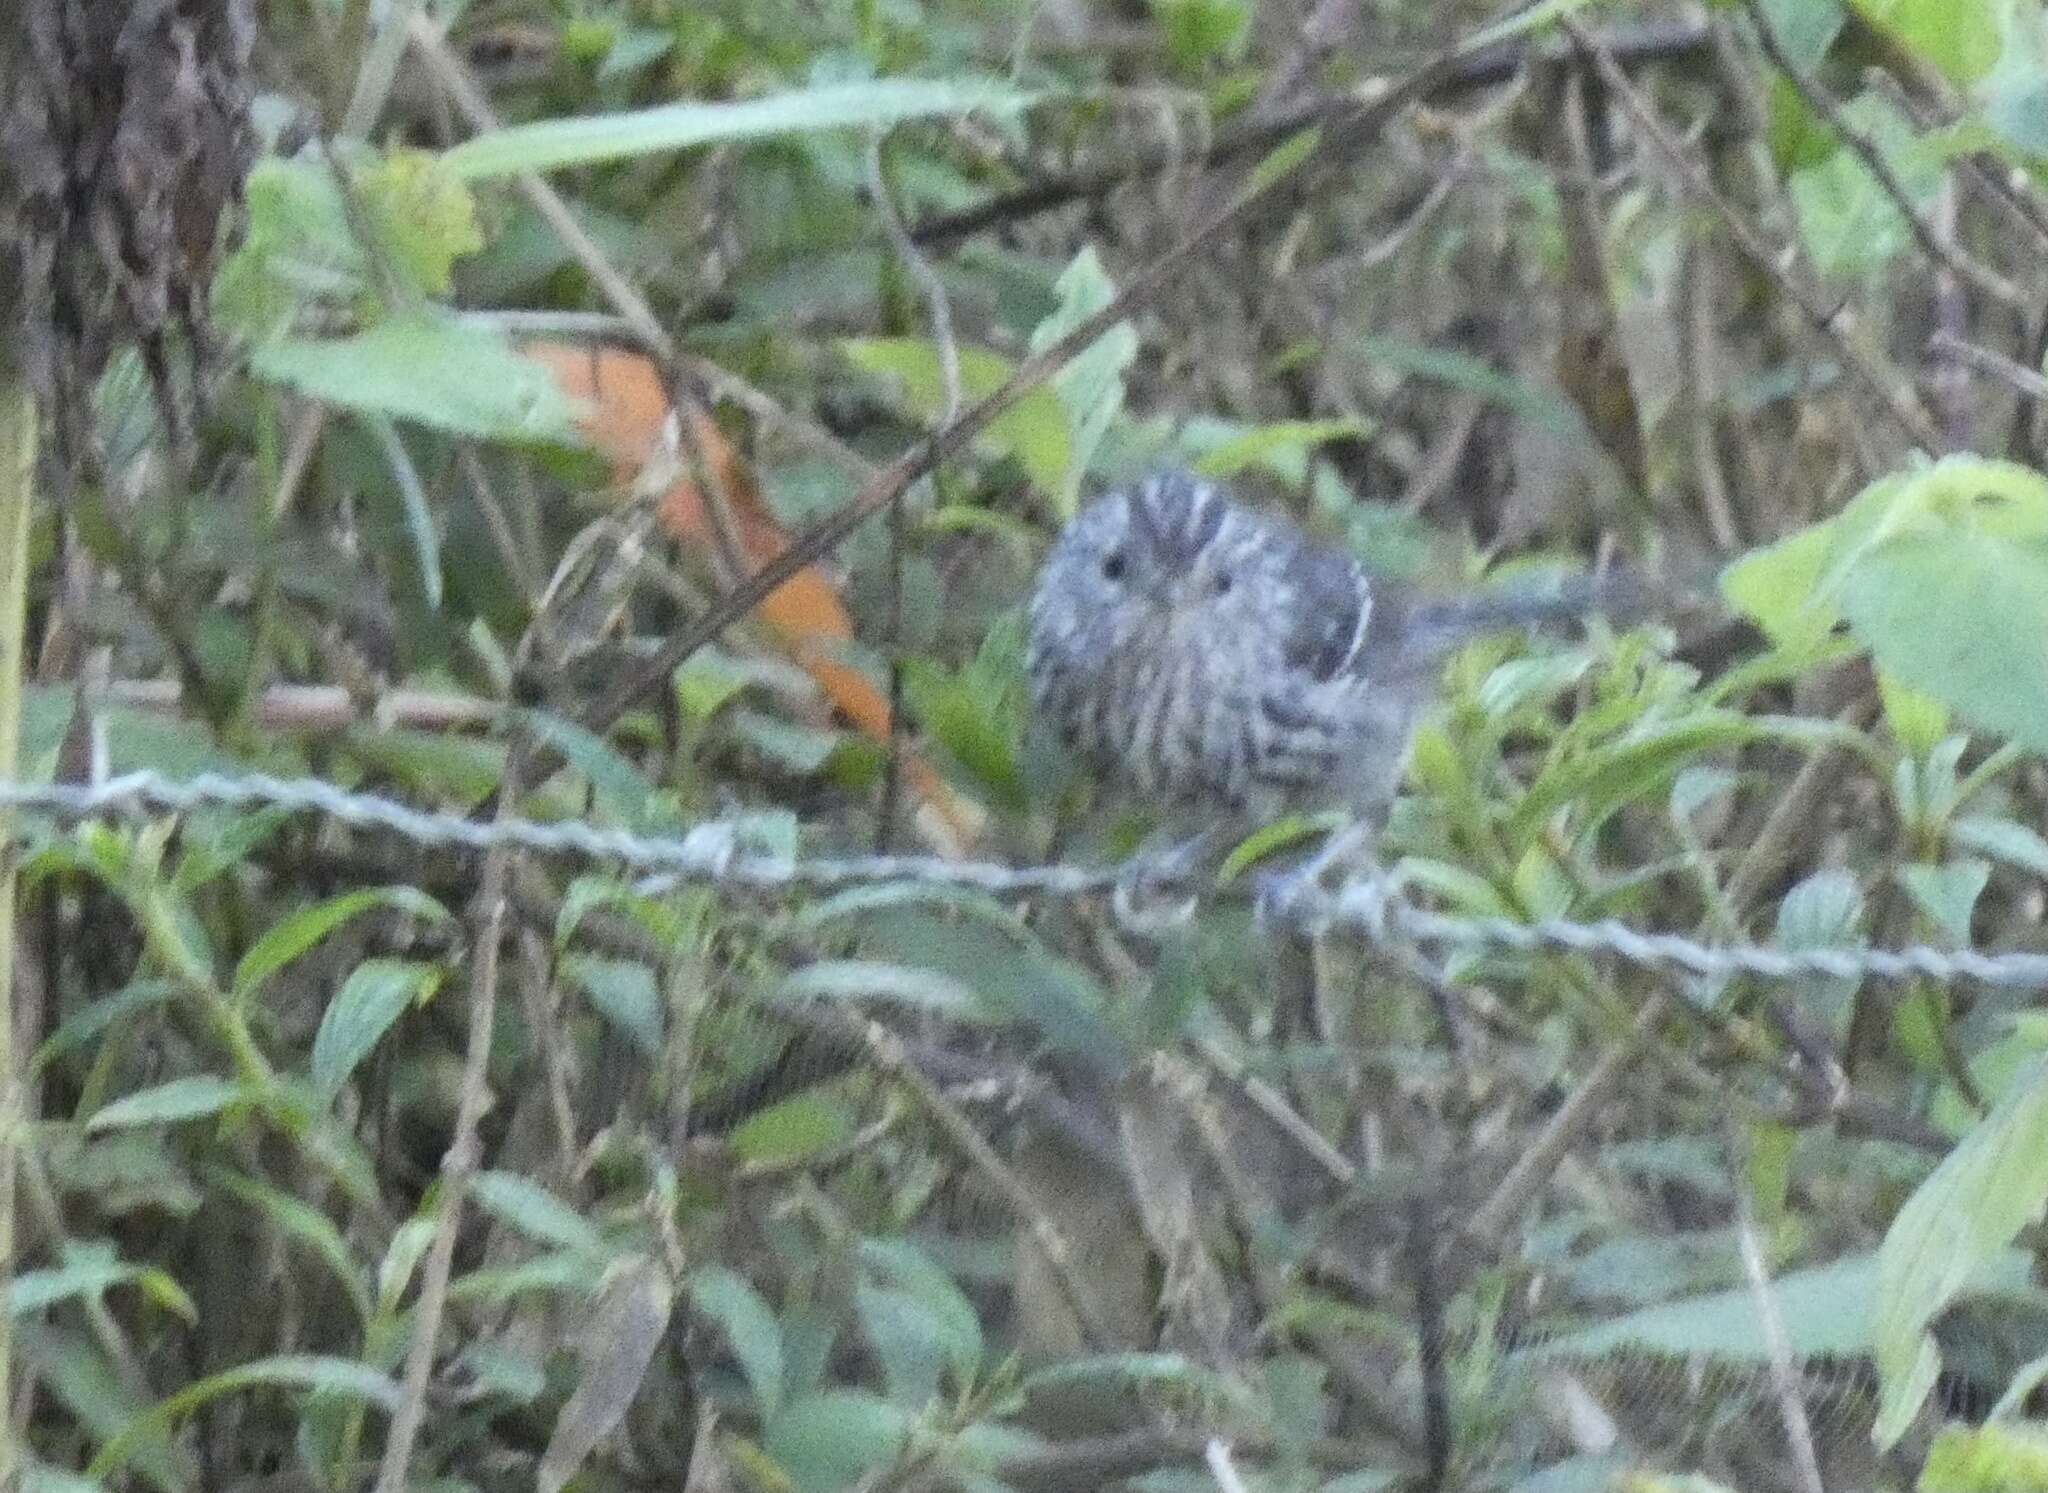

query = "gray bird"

[{"left": 1026, "top": 470, "right": 1653, "bottom": 833}]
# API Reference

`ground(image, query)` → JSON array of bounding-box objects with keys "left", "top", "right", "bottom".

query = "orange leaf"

[{"left": 522, "top": 339, "right": 983, "bottom": 852}]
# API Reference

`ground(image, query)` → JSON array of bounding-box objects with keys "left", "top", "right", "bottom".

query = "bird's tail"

[{"left": 1389, "top": 568, "right": 1677, "bottom": 666}]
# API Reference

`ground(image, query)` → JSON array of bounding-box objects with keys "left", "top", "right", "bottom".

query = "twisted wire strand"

[{"left": 7, "top": 770, "right": 2048, "bottom": 989}]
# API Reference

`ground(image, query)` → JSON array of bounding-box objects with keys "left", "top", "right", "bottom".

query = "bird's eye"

[
  {"left": 1101, "top": 550, "right": 1127, "bottom": 582},
  {"left": 1213, "top": 571, "right": 1233, "bottom": 595}
]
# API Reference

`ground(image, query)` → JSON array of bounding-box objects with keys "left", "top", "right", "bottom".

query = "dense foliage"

[{"left": 10, "top": 0, "right": 2048, "bottom": 1490}]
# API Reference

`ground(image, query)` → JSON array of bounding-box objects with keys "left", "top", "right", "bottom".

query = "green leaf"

[
  {"left": 856, "top": 1284, "right": 953, "bottom": 1407},
  {"left": 468, "top": 1172, "right": 608, "bottom": 1256},
  {"left": 215, "top": 149, "right": 483, "bottom": 336},
  {"left": 1879, "top": 674, "right": 1951, "bottom": 757},
  {"left": 1724, "top": 456, "right": 2048, "bottom": 753},
  {"left": 8, "top": 1243, "right": 195, "bottom": 1322},
  {"left": 560, "top": 955, "right": 665, "bottom": 1057},
  {"left": 1895, "top": 860, "right": 1990, "bottom": 944},
  {"left": 88, "top": 1356, "right": 402, "bottom": 1481},
  {"left": 1919, "top": 1422, "right": 2048, "bottom": 1493},
  {"left": 31, "top": 980, "right": 180, "bottom": 1074},
  {"left": 1986, "top": 56, "right": 2048, "bottom": 158},
  {"left": 691, "top": 1265, "right": 786, "bottom": 1420},
  {"left": 1849, "top": 0, "right": 2000, "bottom": 84},
  {"left": 1775, "top": 867, "right": 1866, "bottom": 1014},
  {"left": 860, "top": 1237, "right": 981, "bottom": 1389},
  {"left": 171, "top": 807, "right": 295, "bottom": 893},
  {"left": 448, "top": 1247, "right": 610, "bottom": 1305},
  {"left": 1509, "top": 713, "right": 1777, "bottom": 835},
  {"left": 1875, "top": 1060, "right": 2048, "bottom": 1448},
  {"left": 253, "top": 313, "right": 585, "bottom": 443},
  {"left": 1156, "top": 0, "right": 1251, "bottom": 71},
  {"left": 1240, "top": 124, "right": 1322, "bottom": 201},
  {"left": 310, "top": 959, "right": 446, "bottom": 1100},
  {"left": 43, "top": 1134, "right": 202, "bottom": 1219},
  {"left": 344, "top": 727, "right": 507, "bottom": 806},
  {"left": 1191, "top": 418, "right": 1370, "bottom": 483},
  {"left": 1788, "top": 93, "right": 1935, "bottom": 276},
  {"left": 233, "top": 885, "right": 450, "bottom": 1001},
  {"left": 729, "top": 1092, "right": 856, "bottom": 1168},
  {"left": 1841, "top": 528, "right": 2048, "bottom": 751},
  {"left": 1720, "top": 515, "right": 1839, "bottom": 645},
  {"left": 1950, "top": 816, "right": 2048, "bottom": 878},
  {"left": 377, "top": 1219, "right": 439, "bottom": 1315},
  {"left": 86, "top": 1077, "right": 255, "bottom": 1133},
  {"left": 1536, "top": 1250, "right": 2004, "bottom": 1364},
  {"left": 1357, "top": 336, "right": 1587, "bottom": 436},
  {"left": 1028, "top": 247, "right": 1137, "bottom": 516},
  {"left": 208, "top": 1169, "right": 372, "bottom": 1323},
  {"left": 16, "top": 1322, "right": 192, "bottom": 1492},
  {"left": 443, "top": 76, "right": 1038, "bottom": 180},
  {"left": 901, "top": 617, "right": 1031, "bottom": 811},
  {"left": 1460, "top": 0, "right": 1603, "bottom": 51},
  {"left": 827, "top": 905, "right": 1122, "bottom": 1058},
  {"left": 516, "top": 706, "right": 665, "bottom": 827},
  {"left": 366, "top": 412, "right": 442, "bottom": 608},
  {"left": 1216, "top": 812, "right": 1341, "bottom": 884},
  {"left": 764, "top": 1389, "right": 911, "bottom": 1493},
  {"left": 839, "top": 337, "right": 1071, "bottom": 496},
  {"left": 1017, "top": 1351, "right": 1215, "bottom": 1395},
  {"left": 1758, "top": 0, "right": 1846, "bottom": 68}
]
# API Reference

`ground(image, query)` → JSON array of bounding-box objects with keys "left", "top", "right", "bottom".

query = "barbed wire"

[{"left": 7, "top": 769, "right": 2048, "bottom": 990}]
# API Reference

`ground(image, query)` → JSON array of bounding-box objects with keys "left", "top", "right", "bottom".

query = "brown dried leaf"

[{"left": 537, "top": 1251, "right": 677, "bottom": 1493}]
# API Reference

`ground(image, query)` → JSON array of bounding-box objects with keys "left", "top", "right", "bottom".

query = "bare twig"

[
  {"left": 372, "top": 767, "right": 518, "bottom": 1493},
  {"left": 857, "top": 1017, "right": 1116, "bottom": 1349},
  {"left": 912, "top": 19, "right": 1713, "bottom": 246},
  {"left": 867, "top": 136, "right": 962, "bottom": 425},
  {"left": 864, "top": 131, "right": 961, "bottom": 847},
  {"left": 1734, "top": 1166, "right": 1828, "bottom": 1493},
  {"left": 99, "top": 679, "right": 500, "bottom": 732},
  {"left": 1465, "top": 996, "right": 1666, "bottom": 1245},
  {"left": 1929, "top": 327, "right": 2048, "bottom": 402}
]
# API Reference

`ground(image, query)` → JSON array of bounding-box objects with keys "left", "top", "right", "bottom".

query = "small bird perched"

[{"left": 1026, "top": 470, "right": 1654, "bottom": 829}]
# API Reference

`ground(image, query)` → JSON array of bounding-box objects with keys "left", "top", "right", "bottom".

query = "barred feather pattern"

[{"left": 1025, "top": 472, "right": 1629, "bottom": 817}]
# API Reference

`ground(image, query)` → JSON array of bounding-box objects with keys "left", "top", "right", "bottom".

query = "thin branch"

[
  {"left": 911, "top": 19, "right": 1713, "bottom": 246},
  {"left": 100, "top": 679, "right": 501, "bottom": 732},
  {"left": 1562, "top": 16, "right": 1943, "bottom": 451},
  {"left": 1929, "top": 327, "right": 2048, "bottom": 402},
  {"left": 867, "top": 136, "right": 962, "bottom": 425},
  {"left": 0, "top": 372, "right": 36, "bottom": 1493},
  {"left": 1738, "top": 0, "right": 2024, "bottom": 310},
  {"left": 1464, "top": 996, "right": 1666, "bottom": 1245},
  {"left": 858, "top": 1017, "right": 1116, "bottom": 1350},
  {"left": 1733, "top": 1164, "right": 1828, "bottom": 1493},
  {"left": 865, "top": 130, "right": 961, "bottom": 849},
  {"left": 372, "top": 775, "right": 518, "bottom": 1493}
]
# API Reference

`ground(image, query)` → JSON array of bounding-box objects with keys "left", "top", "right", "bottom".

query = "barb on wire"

[{"left": 9, "top": 770, "right": 2048, "bottom": 991}]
